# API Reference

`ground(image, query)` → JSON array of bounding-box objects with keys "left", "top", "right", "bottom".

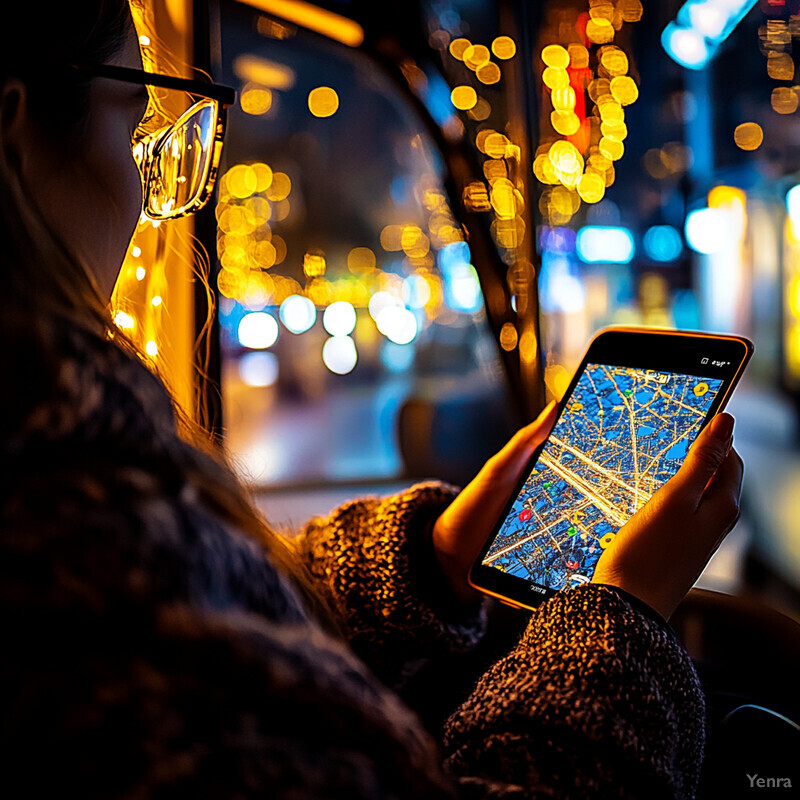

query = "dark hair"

[
  {"left": 0, "top": 1, "right": 346, "bottom": 639},
  {"left": 2, "top": 2, "right": 134, "bottom": 143}
]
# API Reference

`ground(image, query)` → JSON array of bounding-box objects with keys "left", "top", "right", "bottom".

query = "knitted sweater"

[{"left": 0, "top": 320, "right": 706, "bottom": 798}]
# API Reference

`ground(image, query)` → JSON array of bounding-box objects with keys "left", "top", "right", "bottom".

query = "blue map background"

[{"left": 483, "top": 364, "right": 723, "bottom": 590}]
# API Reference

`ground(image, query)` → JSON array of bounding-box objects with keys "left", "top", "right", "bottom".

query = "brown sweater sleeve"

[
  {"left": 291, "top": 481, "right": 490, "bottom": 689},
  {"left": 442, "top": 583, "right": 706, "bottom": 800}
]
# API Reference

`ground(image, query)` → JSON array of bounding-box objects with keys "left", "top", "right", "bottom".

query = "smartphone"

[{"left": 469, "top": 327, "right": 754, "bottom": 612}]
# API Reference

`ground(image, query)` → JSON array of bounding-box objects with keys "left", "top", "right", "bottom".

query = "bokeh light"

[
  {"left": 323, "top": 301, "right": 357, "bottom": 336},
  {"left": 734, "top": 122, "right": 764, "bottom": 151},
  {"left": 239, "top": 351, "right": 279, "bottom": 387},
  {"left": 280, "top": 294, "right": 316, "bottom": 334},
  {"left": 322, "top": 335, "right": 358, "bottom": 374},
  {"left": 308, "top": 86, "right": 339, "bottom": 117},
  {"left": 238, "top": 311, "right": 279, "bottom": 349}
]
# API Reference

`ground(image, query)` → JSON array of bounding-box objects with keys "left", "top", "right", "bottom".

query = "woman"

[{"left": 0, "top": 1, "right": 743, "bottom": 797}]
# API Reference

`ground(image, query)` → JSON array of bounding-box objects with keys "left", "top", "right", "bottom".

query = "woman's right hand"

[{"left": 592, "top": 412, "right": 743, "bottom": 621}]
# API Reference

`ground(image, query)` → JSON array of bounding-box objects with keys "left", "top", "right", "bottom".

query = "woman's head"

[{"left": 0, "top": 0, "right": 145, "bottom": 314}]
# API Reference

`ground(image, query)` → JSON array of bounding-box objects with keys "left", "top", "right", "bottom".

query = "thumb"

[{"left": 672, "top": 412, "right": 734, "bottom": 503}]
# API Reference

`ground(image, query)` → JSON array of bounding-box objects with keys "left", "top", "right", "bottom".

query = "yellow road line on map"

[
  {"left": 541, "top": 452, "right": 631, "bottom": 527},
  {"left": 548, "top": 435, "right": 642, "bottom": 497}
]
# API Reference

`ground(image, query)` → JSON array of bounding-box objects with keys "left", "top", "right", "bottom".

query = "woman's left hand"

[{"left": 431, "top": 400, "right": 559, "bottom": 607}]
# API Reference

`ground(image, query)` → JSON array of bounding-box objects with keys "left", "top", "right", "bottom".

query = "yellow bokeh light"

[
  {"left": 234, "top": 54, "right": 296, "bottom": 90},
  {"left": 217, "top": 269, "right": 246, "bottom": 299},
  {"left": 568, "top": 44, "right": 589, "bottom": 69},
  {"left": 476, "top": 62, "right": 502, "bottom": 85},
  {"left": 772, "top": 86, "right": 799, "bottom": 114},
  {"left": 767, "top": 52, "right": 795, "bottom": 81},
  {"left": 255, "top": 240, "right": 277, "bottom": 268},
  {"left": 252, "top": 162, "right": 273, "bottom": 192},
  {"left": 484, "top": 159, "right": 507, "bottom": 179},
  {"left": 599, "top": 136, "right": 625, "bottom": 161},
  {"left": 601, "top": 120, "right": 628, "bottom": 141},
  {"left": 533, "top": 153, "right": 560, "bottom": 185},
  {"left": 145, "top": 340, "right": 158, "bottom": 357},
  {"left": 542, "top": 44, "right": 569, "bottom": 69},
  {"left": 308, "top": 86, "right": 339, "bottom": 117},
  {"left": 464, "top": 44, "right": 491, "bottom": 70},
  {"left": 549, "top": 140, "right": 584, "bottom": 173},
  {"left": 273, "top": 199, "right": 291, "bottom": 221},
  {"left": 550, "top": 185, "right": 581, "bottom": 216},
  {"left": 551, "top": 110, "right": 581, "bottom": 135},
  {"left": 610, "top": 75, "right": 638, "bottom": 105},
  {"left": 267, "top": 172, "right": 292, "bottom": 201},
  {"left": 492, "top": 36, "right": 516, "bottom": 60},
  {"left": 380, "top": 224, "right": 404, "bottom": 251},
  {"left": 463, "top": 181, "right": 491, "bottom": 212},
  {"left": 590, "top": 3, "right": 615, "bottom": 21},
  {"left": 619, "top": 0, "right": 643, "bottom": 22},
  {"left": 543, "top": 66, "right": 570, "bottom": 90},
  {"left": 151, "top": 295, "right": 162, "bottom": 307},
  {"left": 600, "top": 47, "right": 629, "bottom": 76},
  {"left": 577, "top": 172, "right": 606, "bottom": 203},
  {"left": 272, "top": 235, "right": 287, "bottom": 265},
  {"left": 484, "top": 132, "right": 511, "bottom": 158},
  {"left": 468, "top": 98, "right": 492, "bottom": 121},
  {"left": 303, "top": 252, "right": 327, "bottom": 277},
  {"left": 734, "top": 122, "right": 764, "bottom": 151},
  {"left": 490, "top": 178, "right": 517, "bottom": 219},
  {"left": 401, "top": 225, "right": 430, "bottom": 258},
  {"left": 451, "top": 85, "right": 478, "bottom": 110},
  {"left": 551, "top": 86, "right": 576, "bottom": 110},
  {"left": 586, "top": 18, "right": 615, "bottom": 44},
  {"left": 449, "top": 37, "right": 471, "bottom": 60},
  {"left": 240, "top": 84, "right": 273, "bottom": 116},
  {"left": 499, "top": 322, "right": 518, "bottom": 351},
  {"left": 348, "top": 246, "right": 376, "bottom": 272},
  {"left": 588, "top": 78, "right": 611, "bottom": 102},
  {"left": 226, "top": 164, "right": 258, "bottom": 199},
  {"left": 589, "top": 151, "right": 612, "bottom": 172},
  {"left": 599, "top": 101, "right": 624, "bottom": 121}
]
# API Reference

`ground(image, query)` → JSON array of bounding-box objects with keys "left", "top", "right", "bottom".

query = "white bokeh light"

[
  {"left": 368, "top": 291, "right": 402, "bottom": 321},
  {"left": 685, "top": 207, "right": 731, "bottom": 255},
  {"left": 280, "top": 294, "right": 317, "bottom": 334},
  {"left": 238, "top": 311, "right": 279, "bottom": 349},
  {"left": 322, "top": 335, "right": 358, "bottom": 374},
  {"left": 239, "top": 351, "right": 279, "bottom": 387},
  {"left": 322, "top": 301, "right": 357, "bottom": 336},
  {"left": 375, "top": 306, "right": 418, "bottom": 345}
]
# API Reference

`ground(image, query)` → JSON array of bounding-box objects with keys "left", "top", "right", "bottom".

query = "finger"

[
  {"left": 670, "top": 413, "right": 735, "bottom": 505},
  {"left": 482, "top": 400, "right": 559, "bottom": 483},
  {"left": 696, "top": 446, "right": 744, "bottom": 533}
]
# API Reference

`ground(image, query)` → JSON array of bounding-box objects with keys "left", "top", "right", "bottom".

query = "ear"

[{"left": 0, "top": 78, "right": 33, "bottom": 181}]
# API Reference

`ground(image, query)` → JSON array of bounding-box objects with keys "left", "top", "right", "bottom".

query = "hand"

[
  {"left": 432, "top": 400, "right": 559, "bottom": 607},
  {"left": 592, "top": 412, "right": 743, "bottom": 621}
]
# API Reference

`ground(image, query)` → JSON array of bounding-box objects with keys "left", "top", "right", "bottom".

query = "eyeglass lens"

[{"left": 146, "top": 99, "right": 217, "bottom": 219}]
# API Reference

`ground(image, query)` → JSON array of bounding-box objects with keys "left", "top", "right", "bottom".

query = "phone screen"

[{"left": 481, "top": 363, "right": 724, "bottom": 592}]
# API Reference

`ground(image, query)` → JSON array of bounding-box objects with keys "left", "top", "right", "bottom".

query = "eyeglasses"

[{"left": 67, "top": 64, "right": 236, "bottom": 221}]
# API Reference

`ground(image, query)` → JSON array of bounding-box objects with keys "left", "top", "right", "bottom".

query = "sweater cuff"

[{"left": 591, "top": 582, "right": 674, "bottom": 634}]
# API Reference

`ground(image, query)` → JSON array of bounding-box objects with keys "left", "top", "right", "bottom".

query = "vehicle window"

[{"left": 216, "top": 0, "right": 512, "bottom": 488}]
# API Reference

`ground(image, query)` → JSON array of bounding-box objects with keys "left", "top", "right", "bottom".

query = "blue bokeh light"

[
  {"left": 576, "top": 226, "right": 635, "bottom": 264},
  {"left": 643, "top": 225, "right": 683, "bottom": 262}
]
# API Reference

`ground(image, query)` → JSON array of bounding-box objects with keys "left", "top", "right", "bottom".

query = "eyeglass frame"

[{"left": 65, "top": 63, "right": 236, "bottom": 219}]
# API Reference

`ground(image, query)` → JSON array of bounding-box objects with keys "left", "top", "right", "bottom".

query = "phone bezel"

[{"left": 468, "top": 326, "right": 754, "bottom": 613}]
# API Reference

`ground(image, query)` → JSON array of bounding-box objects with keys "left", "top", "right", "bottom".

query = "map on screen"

[{"left": 483, "top": 363, "right": 724, "bottom": 591}]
